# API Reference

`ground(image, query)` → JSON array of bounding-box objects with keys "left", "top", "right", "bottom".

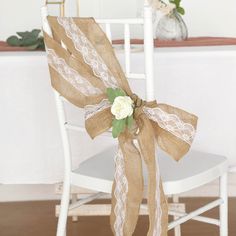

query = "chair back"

[{"left": 41, "top": 3, "right": 155, "bottom": 172}]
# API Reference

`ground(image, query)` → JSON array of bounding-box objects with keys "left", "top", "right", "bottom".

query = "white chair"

[{"left": 42, "top": 2, "right": 228, "bottom": 236}]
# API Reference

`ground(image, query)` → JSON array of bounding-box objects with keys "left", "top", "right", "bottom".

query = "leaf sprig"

[
  {"left": 107, "top": 88, "right": 134, "bottom": 138},
  {"left": 169, "top": 0, "right": 185, "bottom": 15},
  {"left": 6, "top": 29, "right": 45, "bottom": 50}
]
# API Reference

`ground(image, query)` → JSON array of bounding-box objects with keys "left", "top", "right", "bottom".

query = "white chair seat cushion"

[{"left": 72, "top": 146, "right": 228, "bottom": 195}]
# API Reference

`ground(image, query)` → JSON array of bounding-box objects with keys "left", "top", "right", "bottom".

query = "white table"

[{"left": 0, "top": 46, "right": 236, "bottom": 184}]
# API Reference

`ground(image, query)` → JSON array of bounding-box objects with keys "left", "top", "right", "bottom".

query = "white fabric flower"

[{"left": 111, "top": 96, "right": 134, "bottom": 120}]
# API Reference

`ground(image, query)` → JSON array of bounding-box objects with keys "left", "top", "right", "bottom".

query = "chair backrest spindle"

[
  {"left": 124, "top": 23, "right": 131, "bottom": 76},
  {"left": 143, "top": 5, "right": 155, "bottom": 101},
  {"left": 105, "top": 23, "right": 112, "bottom": 42}
]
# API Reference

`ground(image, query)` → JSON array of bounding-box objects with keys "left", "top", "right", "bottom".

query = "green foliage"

[
  {"left": 107, "top": 88, "right": 134, "bottom": 138},
  {"left": 112, "top": 118, "right": 126, "bottom": 138},
  {"left": 169, "top": 0, "right": 185, "bottom": 15},
  {"left": 6, "top": 29, "right": 45, "bottom": 50},
  {"left": 6, "top": 36, "right": 20, "bottom": 46},
  {"left": 107, "top": 88, "right": 126, "bottom": 103},
  {"left": 111, "top": 115, "right": 133, "bottom": 138}
]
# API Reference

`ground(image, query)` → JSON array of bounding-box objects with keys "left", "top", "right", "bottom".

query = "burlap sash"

[{"left": 44, "top": 16, "right": 197, "bottom": 236}]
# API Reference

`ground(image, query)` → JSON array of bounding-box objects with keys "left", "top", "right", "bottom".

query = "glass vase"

[{"left": 155, "top": 10, "right": 188, "bottom": 41}]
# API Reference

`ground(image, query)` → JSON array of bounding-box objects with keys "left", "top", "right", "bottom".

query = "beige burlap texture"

[{"left": 44, "top": 16, "right": 198, "bottom": 236}]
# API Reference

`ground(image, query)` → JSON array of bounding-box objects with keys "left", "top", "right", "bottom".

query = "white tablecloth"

[{"left": 0, "top": 46, "right": 236, "bottom": 184}]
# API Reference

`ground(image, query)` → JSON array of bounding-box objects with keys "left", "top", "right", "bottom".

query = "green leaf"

[
  {"left": 16, "top": 31, "right": 30, "bottom": 38},
  {"left": 175, "top": 0, "right": 181, "bottom": 7},
  {"left": 176, "top": 6, "right": 185, "bottom": 15},
  {"left": 169, "top": 0, "right": 182, "bottom": 8},
  {"left": 17, "top": 30, "right": 41, "bottom": 40},
  {"left": 6, "top": 36, "right": 21, "bottom": 46},
  {"left": 107, "top": 88, "right": 115, "bottom": 103},
  {"left": 6, "top": 29, "right": 44, "bottom": 50},
  {"left": 106, "top": 88, "right": 126, "bottom": 103},
  {"left": 22, "top": 37, "right": 38, "bottom": 46},
  {"left": 26, "top": 43, "right": 40, "bottom": 50},
  {"left": 126, "top": 115, "right": 133, "bottom": 129},
  {"left": 38, "top": 37, "right": 45, "bottom": 50},
  {"left": 31, "top": 29, "right": 41, "bottom": 38},
  {"left": 112, "top": 118, "right": 126, "bottom": 138}
]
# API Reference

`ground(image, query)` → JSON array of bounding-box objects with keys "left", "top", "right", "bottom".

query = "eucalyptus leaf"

[
  {"left": 107, "top": 88, "right": 126, "bottom": 103},
  {"left": 38, "top": 37, "right": 45, "bottom": 50},
  {"left": 26, "top": 43, "right": 40, "bottom": 50},
  {"left": 16, "top": 31, "right": 30, "bottom": 38},
  {"left": 7, "top": 29, "right": 45, "bottom": 50},
  {"left": 112, "top": 118, "right": 126, "bottom": 138},
  {"left": 22, "top": 37, "right": 38, "bottom": 46},
  {"left": 6, "top": 36, "right": 22, "bottom": 46},
  {"left": 31, "top": 29, "right": 41, "bottom": 38}
]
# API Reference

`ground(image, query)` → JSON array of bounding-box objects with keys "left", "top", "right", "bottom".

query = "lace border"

[
  {"left": 114, "top": 148, "right": 128, "bottom": 236},
  {"left": 47, "top": 48, "right": 102, "bottom": 96},
  {"left": 84, "top": 99, "right": 111, "bottom": 120},
  {"left": 57, "top": 17, "right": 118, "bottom": 89},
  {"left": 143, "top": 106, "right": 195, "bottom": 145},
  {"left": 153, "top": 158, "right": 162, "bottom": 236}
]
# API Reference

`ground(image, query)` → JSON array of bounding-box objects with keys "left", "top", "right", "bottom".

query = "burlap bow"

[{"left": 44, "top": 16, "right": 197, "bottom": 236}]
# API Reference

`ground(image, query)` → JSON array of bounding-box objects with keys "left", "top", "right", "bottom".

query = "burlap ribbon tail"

[{"left": 44, "top": 16, "right": 198, "bottom": 236}]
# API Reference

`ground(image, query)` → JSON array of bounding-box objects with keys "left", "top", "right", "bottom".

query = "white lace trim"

[
  {"left": 84, "top": 99, "right": 111, "bottom": 120},
  {"left": 114, "top": 148, "right": 128, "bottom": 236},
  {"left": 143, "top": 106, "right": 195, "bottom": 145},
  {"left": 47, "top": 48, "right": 102, "bottom": 96},
  {"left": 153, "top": 158, "right": 162, "bottom": 236},
  {"left": 57, "top": 17, "right": 118, "bottom": 89}
]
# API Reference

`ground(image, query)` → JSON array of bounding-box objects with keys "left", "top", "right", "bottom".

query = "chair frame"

[{"left": 42, "top": 1, "right": 228, "bottom": 236}]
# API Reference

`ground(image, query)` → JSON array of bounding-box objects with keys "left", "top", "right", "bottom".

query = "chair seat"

[{"left": 72, "top": 146, "right": 228, "bottom": 195}]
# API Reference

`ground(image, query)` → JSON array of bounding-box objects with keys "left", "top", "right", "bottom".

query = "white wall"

[
  {"left": 0, "top": 0, "right": 236, "bottom": 41},
  {"left": 0, "top": 0, "right": 77, "bottom": 41},
  {"left": 183, "top": 0, "right": 236, "bottom": 37}
]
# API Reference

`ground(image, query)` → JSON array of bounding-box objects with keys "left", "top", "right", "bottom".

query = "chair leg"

[
  {"left": 173, "top": 195, "right": 181, "bottom": 236},
  {"left": 72, "top": 193, "right": 79, "bottom": 222},
  {"left": 57, "top": 181, "right": 71, "bottom": 236},
  {"left": 219, "top": 173, "right": 228, "bottom": 236}
]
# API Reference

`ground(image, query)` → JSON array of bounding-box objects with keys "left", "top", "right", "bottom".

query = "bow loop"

[{"left": 143, "top": 104, "right": 198, "bottom": 161}]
